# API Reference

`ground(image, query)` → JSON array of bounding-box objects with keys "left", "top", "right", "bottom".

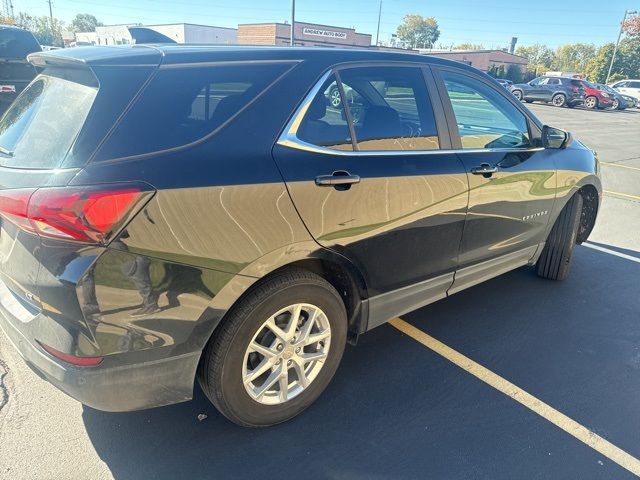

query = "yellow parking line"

[
  {"left": 389, "top": 318, "right": 640, "bottom": 477},
  {"left": 601, "top": 162, "right": 640, "bottom": 172},
  {"left": 604, "top": 190, "right": 640, "bottom": 201}
]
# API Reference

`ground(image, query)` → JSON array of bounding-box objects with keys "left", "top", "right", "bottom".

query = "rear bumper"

[{"left": 0, "top": 301, "right": 200, "bottom": 412}]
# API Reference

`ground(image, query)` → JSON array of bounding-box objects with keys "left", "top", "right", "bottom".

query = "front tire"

[
  {"left": 585, "top": 96, "right": 598, "bottom": 109},
  {"left": 512, "top": 89, "right": 523, "bottom": 101},
  {"left": 198, "top": 269, "right": 347, "bottom": 427},
  {"left": 552, "top": 93, "right": 567, "bottom": 107},
  {"left": 536, "top": 193, "right": 584, "bottom": 281}
]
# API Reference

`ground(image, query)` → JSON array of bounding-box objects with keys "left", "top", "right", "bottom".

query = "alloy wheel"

[
  {"left": 330, "top": 88, "right": 342, "bottom": 108},
  {"left": 242, "top": 303, "right": 331, "bottom": 405},
  {"left": 513, "top": 90, "right": 523, "bottom": 101},
  {"left": 552, "top": 94, "right": 566, "bottom": 107},
  {"left": 585, "top": 96, "right": 597, "bottom": 109},
  {"left": 612, "top": 99, "right": 619, "bottom": 109}
]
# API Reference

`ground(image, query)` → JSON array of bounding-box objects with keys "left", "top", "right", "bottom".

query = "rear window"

[
  {"left": 0, "top": 73, "right": 97, "bottom": 169},
  {"left": 0, "top": 28, "right": 41, "bottom": 59},
  {"left": 95, "top": 63, "right": 292, "bottom": 161},
  {"left": 569, "top": 79, "right": 583, "bottom": 87}
]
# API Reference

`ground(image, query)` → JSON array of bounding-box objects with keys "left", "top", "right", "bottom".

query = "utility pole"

[
  {"left": 290, "top": 0, "right": 295, "bottom": 46},
  {"left": 47, "top": 0, "right": 55, "bottom": 33},
  {"left": 606, "top": 9, "right": 637, "bottom": 83},
  {"left": 375, "top": 0, "right": 382, "bottom": 46}
]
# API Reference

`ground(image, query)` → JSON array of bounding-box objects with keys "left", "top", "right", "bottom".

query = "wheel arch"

[{"left": 201, "top": 241, "right": 369, "bottom": 353}]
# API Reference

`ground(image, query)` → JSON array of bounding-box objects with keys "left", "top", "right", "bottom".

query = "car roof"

[{"left": 28, "top": 44, "right": 481, "bottom": 72}]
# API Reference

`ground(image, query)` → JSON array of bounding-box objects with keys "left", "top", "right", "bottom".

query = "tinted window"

[
  {"left": 442, "top": 71, "right": 530, "bottom": 150},
  {"left": 339, "top": 66, "right": 439, "bottom": 151},
  {"left": 569, "top": 79, "right": 583, "bottom": 87},
  {"left": 629, "top": 81, "right": 640, "bottom": 88},
  {"left": 0, "top": 28, "right": 41, "bottom": 59},
  {"left": 296, "top": 75, "right": 353, "bottom": 151},
  {"left": 96, "top": 63, "right": 291, "bottom": 160},
  {"left": 546, "top": 78, "right": 560, "bottom": 85},
  {"left": 0, "top": 73, "right": 97, "bottom": 169}
]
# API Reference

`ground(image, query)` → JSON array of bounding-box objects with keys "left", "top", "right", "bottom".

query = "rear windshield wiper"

[{"left": 0, "top": 146, "right": 14, "bottom": 157}]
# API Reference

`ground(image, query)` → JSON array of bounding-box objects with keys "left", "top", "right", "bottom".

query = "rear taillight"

[
  {"left": 38, "top": 341, "right": 103, "bottom": 366},
  {"left": 0, "top": 183, "right": 154, "bottom": 244}
]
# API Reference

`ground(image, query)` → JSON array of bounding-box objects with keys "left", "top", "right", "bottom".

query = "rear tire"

[
  {"left": 552, "top": 93, "right": 567, "bottom": 107},
  {"left": 198, "top": 269, "right": 347, "bottom": 427},
  {"left": 512, "top": 90, "right": 523, "bottom": 101},
  {"left": 536, "top": 193, "right": 584, "bottom": 281}
]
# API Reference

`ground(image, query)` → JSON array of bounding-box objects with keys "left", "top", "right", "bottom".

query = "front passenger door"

[{"left": 435, "top": 68, "right": 557, "bottom": 292}]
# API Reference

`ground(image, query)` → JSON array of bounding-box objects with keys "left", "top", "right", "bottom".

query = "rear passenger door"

[
  {"left": 542, "top": 77, "right": 561, "bottom": 101},
  {"left": 273, "top": 64, "right": 469, "bottom": 328},
  {"left": 433, "top": 67, "right": 557, "bottom": 293}
]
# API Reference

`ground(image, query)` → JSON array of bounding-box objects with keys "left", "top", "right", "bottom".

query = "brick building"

[
  {"left": 420, "top": 49, "right": 529, "bottom": 74},
  {"left": 237, "top": 21, "right": 371, "bottom": 48}
]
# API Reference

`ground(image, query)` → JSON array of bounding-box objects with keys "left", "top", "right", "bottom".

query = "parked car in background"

[
  {"left": 0, "top": 25, "right": 41, "bottom": 116},
  {"left": 594, "top": 83, "right": 637, "bottom": 110},
  {"left": 496, "top": 78, "right": 513, "bottom": 88},
  {"left": 510, "top": 76, "right": 585, "bottom": 107},
  {"left": 0, "top": 45, "right": 601, "bottom": 427},
  {"left": 608, "top": 79, "right": 640, "bottom": 105},
  {"left": 580, "top": 81, "right": 614, "bottom": 109}
]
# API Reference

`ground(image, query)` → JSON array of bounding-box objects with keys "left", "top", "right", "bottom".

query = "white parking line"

[{"left": 582, "top": 243, "right": 640, "bottom": 264}]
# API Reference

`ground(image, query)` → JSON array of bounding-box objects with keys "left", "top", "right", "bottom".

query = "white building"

[
  {"left": 75, "top": 23, "right": 237, "bottom": 46},
  {"left": 147, "top": 23, "right": 236, "bottom": 44}
]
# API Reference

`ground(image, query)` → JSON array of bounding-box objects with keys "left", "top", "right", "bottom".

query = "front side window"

[
  {"left": 296, "top": 66, "right": 439, "bottom": 152},
  {"left": 96, "top": 63, "right": 292, "bottom": 160},
  {"left": 442, "top": 70, "right": 530, "bottom": 150}
]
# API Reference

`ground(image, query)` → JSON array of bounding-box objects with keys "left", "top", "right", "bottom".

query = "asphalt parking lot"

[{"left": 1, "top": 102, "right": 639, "bottom": 480}]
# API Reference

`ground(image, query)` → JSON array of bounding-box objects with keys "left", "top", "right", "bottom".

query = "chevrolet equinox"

[{"left": 0, "top": 46, "right": 601, "bottom": 427}]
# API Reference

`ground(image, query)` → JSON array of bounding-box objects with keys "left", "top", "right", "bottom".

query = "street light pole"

[
  {"left": 47, "top": 0, "right": 55, "bottom": 33},
  {"left": 375, "top": 0, "right": 382, "bottom": 46},
  {"left": 606, "top": 9, "right": 637, "bottom": 83},
  {"left": 290, "top": 0, "right": 295, "bottom": 46}
]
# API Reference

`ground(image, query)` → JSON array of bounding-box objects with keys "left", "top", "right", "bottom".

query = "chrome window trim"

[{"left": 277, "top": 68, "right": 545, "bottom": 157}]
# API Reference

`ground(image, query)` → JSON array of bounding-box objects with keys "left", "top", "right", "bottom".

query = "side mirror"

[{"left": 542, "top": 125, "right": 571, "bottom": 149}]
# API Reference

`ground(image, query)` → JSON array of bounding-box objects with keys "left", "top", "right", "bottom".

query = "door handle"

[
  {"left": 315, "top": 171, "right": 361, "bottom": 187},
  {"left": 470, "top": 163, "right": 498, "bottom": 176}
]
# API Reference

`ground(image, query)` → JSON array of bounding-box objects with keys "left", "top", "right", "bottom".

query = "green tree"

[
  {"left": 515, "top": 44, "right": 555, "bottom": 68},
  {"left": 69, "top": 13, "right": 103, "bottom": 33},
  {"left": 397, "top": 15, "right": 440, "bottom": 49},
  {"left": 13, "top": 11, "right": 64, "bottom": 46},
  {"left": 551, "top": 43, "right": 596, "bottom": 72},
  {"left": 454, "top": 43, "right": 484, "bottom": 50},
  {"left": 584, "top": 43, "right": 615, "bottom": 82},
  {"left": 505, "top": 64, "right": 523, "bottom": 83}
]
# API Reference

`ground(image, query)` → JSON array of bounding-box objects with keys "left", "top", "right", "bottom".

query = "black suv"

[
  {"left": 0, "top": 25, "right": 41, "bottom": 116},
  {"left": 0, "top": 46, "right": 601, "bottom": 427},
  {"left": 510, "top": 76, "right": 586, "bottom": 107}
]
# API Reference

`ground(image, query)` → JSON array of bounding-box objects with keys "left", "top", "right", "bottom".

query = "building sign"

[{"left": 302, "top": 27, "right": 347, "bottom": 39}]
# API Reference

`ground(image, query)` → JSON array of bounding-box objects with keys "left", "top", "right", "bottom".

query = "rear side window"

[
  {"left": 296, "top": 66, "right": 439, "bottom": 152},
  {"left": 569, "top": 79, "right": 583, "bottom": 87},
  {"left": 297, "top": 75, "right": 353, "bottom": 151},
  {"left": 96, "top": 63, "right": 292, "bottom": 160},
  {"left": 340, "top": 66, "right": 439, "bottom": 151},
  {"left": 0, "top": 73, "right": 97, "bottom": 169},
  {"left": 0, "top": 28, "right": 41, "bottom": 59}
]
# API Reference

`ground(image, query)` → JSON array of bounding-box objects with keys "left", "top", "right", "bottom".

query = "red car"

[{"left": 581, "top": 81, "right": 614, "bottom": 109}]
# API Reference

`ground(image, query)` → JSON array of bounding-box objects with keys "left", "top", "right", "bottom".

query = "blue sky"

[{"left": 16, "top": 0, "right": 638, "bottom": 48}]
